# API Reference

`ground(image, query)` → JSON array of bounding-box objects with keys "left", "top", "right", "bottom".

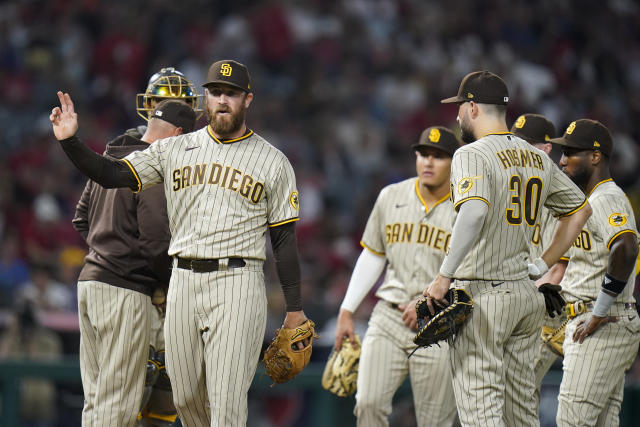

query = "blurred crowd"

[{"left": 1, "top": 0, "right": 640, "bottom": 425}]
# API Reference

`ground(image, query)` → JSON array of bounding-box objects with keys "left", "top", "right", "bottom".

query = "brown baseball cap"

[
  {"left": 411, "top": 126, "right": 461, "bottom": 157},
  {"left": 151, "top": 99, "right": 197, "bottom": 133},
  {"left": 550, "top": 119, "right": 612, "bottom": 156},
  {"left": 203, "top": 60, "right": 252, "bottom": 93},
  {"left": 511, "top": 113, "right": 556, "bottom": 145},
  {"left": 441, "top": 70, "right": 509, "bottom": 105}
]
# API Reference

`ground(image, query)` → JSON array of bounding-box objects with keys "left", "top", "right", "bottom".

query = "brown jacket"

[{"left": 72, "top": 134, "right": 171, "bottom": 296}]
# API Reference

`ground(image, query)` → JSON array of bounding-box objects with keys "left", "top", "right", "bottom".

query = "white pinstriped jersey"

[
  {"left": 529, "top": 206, "right": 557, "bottom": 259},
  {"left": 450, "top": 133, "right": 586, "bottom": 280},
  {"left": 560, "top": 179, "right": 638, "bottom": 304},
  {"left": 123, "top": 126, "right": 299, "bottom": 259},
  {"left": 361, "top": 178, "right": 453, "bottom": 305}
]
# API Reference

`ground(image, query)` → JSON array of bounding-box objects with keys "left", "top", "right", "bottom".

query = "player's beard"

[
  {"left": 564, "top": 164, "right": 591, "bottom": 188},
  {"left": 207, "top": 103, "right": 246, "bottom": 137},
  {"left": 458, "top": 114, "right": 476, "bottom": 144},
  {"left": 459, "top": 115, "right": 476, "bottom": 144}
]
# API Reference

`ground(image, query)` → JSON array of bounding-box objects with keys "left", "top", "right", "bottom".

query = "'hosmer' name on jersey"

[
  {"left": 361, "top": 178, "right": 453, "bottom": 305},
  {"left": 560, "top": 179, "right": 638, "bottom": 304},
  {"left": 123, "top": 126, "right": 299, "bottom": 260},
  {"left": 450, "top": 133, "right": 586, "bottom": 280}
]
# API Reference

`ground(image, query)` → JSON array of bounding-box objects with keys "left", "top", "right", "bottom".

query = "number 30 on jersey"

[{"left": 505, "top": 175, "right": 543, "bottom": 226}]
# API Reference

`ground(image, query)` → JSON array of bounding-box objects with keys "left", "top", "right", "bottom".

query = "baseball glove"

[
  {"left": 413, "top": 288, "right": 474, "bottom": 349},
  {"left": 263, "top": 319, "right": 317, "bottom": 384},
  {"left": 321, "top": 335, "right": 361, "bottom": 397},
  {"left": 541, "top": 322, "right": 566, "bottom": 357}
]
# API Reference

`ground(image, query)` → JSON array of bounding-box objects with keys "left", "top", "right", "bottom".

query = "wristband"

[
  {"left": 601, "top": 272, "right": 626, "bottom": 295},
  {"left": 592, "top": 289, "right": 616, "bottom": 317}
]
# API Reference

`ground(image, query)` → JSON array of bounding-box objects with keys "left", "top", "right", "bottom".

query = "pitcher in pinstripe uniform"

[
  {"left": 50, "top": 59, "right": 310, "bottom": 427},
  {"left": 334, "top": 126, "right": 460, "bottom": 427},
  {"left": 511, "top": 114, "right": 570, "bottom": 405},
  {"left": 549, "top": 119, "right": 640, "bottom": 427},
  {"left": 424, "top": 71, "right": 592, "bottom": 427}
]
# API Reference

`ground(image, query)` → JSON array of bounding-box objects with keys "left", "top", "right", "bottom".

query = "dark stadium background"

[{"left": 1, "top": 0, "right": 639, "bottom": 426}]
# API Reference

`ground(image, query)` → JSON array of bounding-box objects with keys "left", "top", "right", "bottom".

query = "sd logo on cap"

[{"left": 203, "top": 60, "right": 252, "bottom": 93}]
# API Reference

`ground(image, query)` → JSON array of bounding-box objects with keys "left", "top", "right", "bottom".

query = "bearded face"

[
  {"left": 206, "top": 96, "right": 247, "bottom": 137},
  {"left": 458, "top": 106, "right": 476, "bottom": 144}
]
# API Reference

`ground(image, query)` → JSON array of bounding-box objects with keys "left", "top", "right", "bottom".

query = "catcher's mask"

[{"left": 136, "top": 67, "right": 203, "bottom": 121}]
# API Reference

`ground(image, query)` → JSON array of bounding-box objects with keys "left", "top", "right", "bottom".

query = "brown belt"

[
  {"left": 175, "top": 257, "right": 246, "bottom": 273},
  {"left": 565, "top": 300, "right": 635, "bottom": 319}
]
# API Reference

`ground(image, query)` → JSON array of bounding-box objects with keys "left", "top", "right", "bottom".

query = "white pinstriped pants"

[
  {"left": 450, "top": 279, "right": 545, "bottom": 427},
  {"left": 557, "top": 308, "right": 640, "bottom": 427},
  {"left": 78, "top": 280, "right": 153, "bottom": 427},
  {"left": 355, "top": 299, "right": 457, "bottom": 427},
  {"left": 164, "top": 259, "right": 266, "bottom": 427}
]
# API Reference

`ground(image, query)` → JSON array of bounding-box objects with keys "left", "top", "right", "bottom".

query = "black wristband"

[{"left": 602, "top": 272, "right": 626, "bottom": 295}]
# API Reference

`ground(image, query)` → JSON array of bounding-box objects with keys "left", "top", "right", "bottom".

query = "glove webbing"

[{"left": 410, "top": 290, "right": 469, "bottom": 357}]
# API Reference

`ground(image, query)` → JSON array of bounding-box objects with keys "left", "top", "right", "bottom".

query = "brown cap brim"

[
  {"left": 411, "top": 142, "right": 455, "bottom": 157},
  {"left": 548, "top": 136, "right": 584, "bottom": 149},
  {"left": 441, "top": 95, "right": 465, "bottom": 104},
  {"left": 203, "top": 80, "right": 251, "bottom": 93}
]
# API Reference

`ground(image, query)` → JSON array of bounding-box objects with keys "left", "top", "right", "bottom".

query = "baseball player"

[
  {"left": 511, "top": 114, "right": 569, "bottom": 403},
  {"left": 424, "top": 71, "right": 592, "bottom": 426},
  {"left": 549, "top": 119, "right": 640, "bottom": 427},
  {"left": 72, "top": 100, "right": 196, "bottom": 427},
  {"left": 334, "top": 126, "right": 460, "bottom": 427},
  {"left": 50, "top": 59, "right": 309, "bottom": 427}
]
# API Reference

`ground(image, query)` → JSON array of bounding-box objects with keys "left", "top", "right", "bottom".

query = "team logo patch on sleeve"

[
  {"left": 608, "top": 213, "right": 628, "bottom": 226},
  {"left": 457, "top": 177, "right": 481, "bottom": 195},
  {"left": 289, "top": 191, "right": 300, "bottom": 210}
]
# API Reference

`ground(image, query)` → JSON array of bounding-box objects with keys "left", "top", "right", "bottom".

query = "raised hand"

[{"left": 50, "top": 91, "right": 78, "bottom": 140}]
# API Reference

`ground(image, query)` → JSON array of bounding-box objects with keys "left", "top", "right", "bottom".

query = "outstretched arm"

[{"left": 50, "top": 91, "right": 139, "bottom": 190}]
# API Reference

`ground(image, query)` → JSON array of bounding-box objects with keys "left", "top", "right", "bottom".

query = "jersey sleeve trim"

[
  {"left": 121, "top": 158, "right": 142, "bottom": 193},
  {"left": 559, "top": 256, "right": 570, "bottom": 262},
  {"left": 268, "top": 217, "right": 299, "bottom": 228},
  {"left": 607, "top": 229, "right": 637, "bottom": 250},
  {"left": 556, "top": 198, "right": 588, "bottom": 217},
  {"left": 360, "top": 241, "right": 385, "bottom": 256},
  {"left": 453, "top": 196, "right": 489, "bottom": 211}
]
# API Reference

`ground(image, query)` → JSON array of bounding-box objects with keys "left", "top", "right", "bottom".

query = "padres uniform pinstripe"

[
  {"left": 357, "top": 178, "right": 456, "bottom": 426},
  {"left": 427, "top": 71, "right": 590, "bottom": 427},
  {"left": 510, "top": 113, "right": 569, "bottom": 400},
  {"left": 446, "top": 133, "right": 586, "bottom": 426},
  {"left": 530, "top": 206, "right": 566, "bottom": 392},
  {"left": 123, "top": 125, "right": 299, "bottom": 425},
  {"left": 51, "top": 60, "right": 308, "bottom": 427},
  {"left": 335, "top": 127, "right": 460, "bottom": 426},
  {"left": 556, "top": 179, "right": 640, "bottom": 426}
]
